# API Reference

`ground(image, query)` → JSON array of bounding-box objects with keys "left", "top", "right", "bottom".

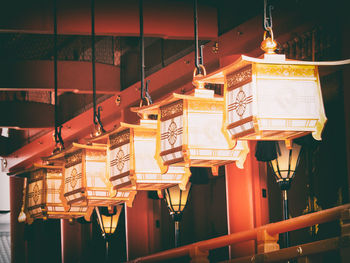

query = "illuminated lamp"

[
  {"left": 164, "top": 183, "right": 191, "bottom": 247},
  {"left": 269, "top": 140, "right": 302, "bottom": 248},
  {"left": 17, "top": 164, "right": 93, "bottom": 223},
  {"left": 91, "top": 117, "right": 191, "bottom": 192},
  {"left": 48, "top": 143, "right": 134, "bottom": 209},
  {"left": 196, "top": 47, "right": 350, "bottom": 147},
  {"left": 134, "top": 76, "right": 249, "bottom": 175},
  {"left": 96, "top": 205, "right": 122, "bottom": 237},
  {"left": 95, "top": 205, "right": 123, "bottom": 260}
]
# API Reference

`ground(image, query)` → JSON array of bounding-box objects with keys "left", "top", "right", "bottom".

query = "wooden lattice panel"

[
  {"left": 105, "top": 119, "right": 191, "bottom": 192},
  {"left": 48, "top": 143, "right": 129, "bottom": 209},
  {"left": 109, "top": 129, "right": 132, "bottom": 190},
  {"left": 159, "top": 100, "right": 184, "bottom": 165},
  {"left": 134, "top": 89, "right": 250, "bottom": 172},
  {"left": 22, "top": 164, "right": 90, "bottom": 221}
]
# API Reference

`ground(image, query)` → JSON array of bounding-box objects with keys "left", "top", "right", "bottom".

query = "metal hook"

[
  {"left": 144, "top": 79, "right": 152, "bottom": 105},
  {"left": 95, "top": 106, "right": 106, "bottom": 133}
]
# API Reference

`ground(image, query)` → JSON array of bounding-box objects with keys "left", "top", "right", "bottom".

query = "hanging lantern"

[
  {"left": 134, "top": 78, "right": 249, "bottom": 174},
  {"left": 48, "top": 143, "right": 135, "bottom": 209},
  {"left": 16, "top": 164, "right": 94, "bottom": 222},
  {"left": 91, "top": 118, "right": 192, "bottom": 191},
  {"left": 196, "top": 52, "right": 350, "bottom": 147}
]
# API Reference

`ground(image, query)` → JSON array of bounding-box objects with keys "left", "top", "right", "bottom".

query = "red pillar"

[
  {"left": 10, "top": 176, "right": 26, "bottom": 263},
  {"left": 61, "top": 219, "right": 93, "bottom": 263},
  {"left": 225, "top": 141, "right": 269, "bottom": 258},
  {"left": 125, "top": 191, "right": 162, "bottom": 260}
]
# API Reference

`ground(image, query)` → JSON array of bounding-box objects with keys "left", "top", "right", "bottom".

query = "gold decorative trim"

[
  {"left": 109, "top": 129, "right": 130, "bottom": 149},
  {"left": 256, "top": 64, "right": 315, "bottom": 78},
  {"left": 28, "top": 168, "right": 45, "bottom": 183},
  {"left": 65, "top": 150, "right": 83, "bottom": 168},
  {"left": 160, "top": 100, "right": 183, "bottom": 121},
  {"left": 227, "top": 65, "right": 252, "bottom": 91}
]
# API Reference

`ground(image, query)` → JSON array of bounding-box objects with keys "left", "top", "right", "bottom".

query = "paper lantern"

[
  {"left": 196, "top": 53, "right": 335, "bottom": 146},
  {"left": 135, "top": 88, "right": 249, "bottom": 173},
  {"left": 92, "top": 119, "right": 191, "bottom": 191},
  {"left": 18, "top": 164, "right": 93, "bottom": 222},
  {"left": 48, "top": 143, "right": 135, "bottom": 208}
]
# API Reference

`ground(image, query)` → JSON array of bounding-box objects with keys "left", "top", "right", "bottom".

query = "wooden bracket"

[
  {"left": 189, "top": 247, "right": 209, "bottom": 263},
  {"left": 257, "top": 229, "right": 280, "bottom": 254},
  {"left": 340, "top": 208, "right": 350, "bottom": 263}
]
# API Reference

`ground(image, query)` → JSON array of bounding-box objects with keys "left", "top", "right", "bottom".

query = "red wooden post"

[
  {"left": 125, "top": 191, "right": 162, "bottom": 260},
  {"left": 225, "top": 141, "right": 269, "bottom": 258},
  {"left": 10, "top": 177, "right": 26, "bottom": 263}
]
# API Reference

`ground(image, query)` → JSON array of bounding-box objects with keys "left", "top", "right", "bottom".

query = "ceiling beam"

[
  {"left": 4, "top": 3, "right": 332, "bottom": 173},
  {"left": 0, "top": 0, "right": 217, "bottom": 40},
  {"left": 4, "top": 38, "right": 220, "bottom": 173},
  {"left": 0, "top": 61, "right": 120, "bottom": 94}
]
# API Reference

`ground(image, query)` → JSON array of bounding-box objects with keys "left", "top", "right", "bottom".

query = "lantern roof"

[
  {"left": 48, "top": 142, "right": 107, "bottom": 160},
  {"left": 10, "top": 163, "right": 62, "bottom": 177},
  {"left": 89, "top": 119, "right": 158, "bottom": 143},
  {"left": 131, "top": 89, "right": 223, "bottom": 116},
  {"left": 195, "top": 54, "right": 350, "bottom": 85}
]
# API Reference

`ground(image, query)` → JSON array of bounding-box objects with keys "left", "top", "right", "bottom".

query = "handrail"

[
  {"left": 226, "top": 235, "right": 350, "bottom": 263},
  {"left": 129, "top": 203, "right": 350, "bottom": 262}
]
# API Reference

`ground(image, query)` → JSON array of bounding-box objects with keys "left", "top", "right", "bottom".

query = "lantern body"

[
  {"left": 197, "top": 54, "right": 327, "bottom": 144},
  {"left": 270, "top": 141, "right": 302, "bottom": 183},
  {"left": 98, "top": 205, "right": 123, "bottom": 235},
  {"left": 108, "top": 119, "right": 191, "bottom": 191},
  {"left": 22, "top": 164, "right": 91, "bottom": 221},
  {"left": 135, "top": 89, "right": 249, "bottom": 173},
  {"left": 49, "top": 143, "right": 131, "bottom": 208},
  {"left": 165, "top": 183, "right": 191, "bottom": 214}
]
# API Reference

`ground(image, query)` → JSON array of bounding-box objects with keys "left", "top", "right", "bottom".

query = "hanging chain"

[
  {"left": 91, "top": 0, "right": 105, "bottom": 133},
  {"left": 194, "top": 0, "right": 199, "bottom": 73},
  {"left": 139, "top": 0, "right": 152, "bottom": 105},
  {"left": 263, "top": 0, "right": 273, "bottom": 32},
  {"left": 53, "top": 0, "right": 64, "bottom": 151},
  {"left": 193, "top": 0, "right": 206, "bottom": 79}
]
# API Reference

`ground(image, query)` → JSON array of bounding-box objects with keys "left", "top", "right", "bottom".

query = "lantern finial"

[{"left": 261, "top": 28, "right": 277, "bottom": 54}]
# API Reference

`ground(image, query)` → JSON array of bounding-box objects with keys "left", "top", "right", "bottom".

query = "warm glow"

[
  {"left": 106, "top": 119, "right": 191, "bottom": 194},
  {"left": 18, "top": 164, "right": 90, "bottom": 223},
  {"left": 99, "top": 205, "right": 123, "bottom": 235},
  {"left": 48, "top": 143, "right": 127, "bottom": 212},
  {"left": 195, "top": 54, "right": 328, "bottom": 144},
  {"left": 270, "top": 141, "right": 302, "bottom": 182},
  {"left": 165, "top": 183, "right": 191, "bottom": 214},
  {"left": 133, "top": 90, "right": 249, "bottom": 174}
]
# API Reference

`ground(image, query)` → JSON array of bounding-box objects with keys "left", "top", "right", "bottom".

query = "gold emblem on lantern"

[
  {"left": 32, "top": 183, "right": 40, "bottom": 204},
  {"left": 168, "top": 121, "right": 178, "bottom": 146},
  {"left": 116, "top": 149, "right": 125, "bottom": 172},
  {"left": 70, "top": 168, "right": 78, "bottom": 189},
  {"left": 232, "top": 89, "right": 253, "bottom": 117}
]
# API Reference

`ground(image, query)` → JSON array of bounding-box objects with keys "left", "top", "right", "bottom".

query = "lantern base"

[
  {"left": 277, "top": 180, "right": 291, "bottom": 191},
  {"left": 172, "top": 212, "right": 182, "bottom": 222}
]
